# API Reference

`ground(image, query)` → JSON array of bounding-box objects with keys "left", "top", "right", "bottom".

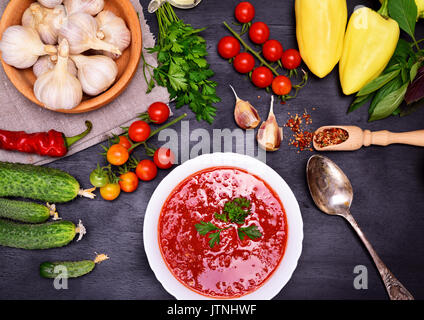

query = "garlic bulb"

[
  {"left": 38, "top": 0, "right": 63, "bottom": 9},
  {"left": 0, "top": 26, "right": 57, "bottom": 69},
  {"left": 71, "top": 54, "right": 118, "bottom": 96},
  {"left": 59, "top": 12, "right": 121, "bottom": 55},
  {"left": 33, "top": 55, "right": 77, "bottom": 78},
  {"left": 64, "top": 0, "right": 104, "bottom": 16},
  {"left": 22, "top": 3, "right": 66, "bottom": 45},
  {"left": 230, "top": 85, "right": 261, "bottom": 130},
  {"left": 257, "top": 96, "right": 283, "bottom": 152},
  {"left": 95, "top": 10, "right": 131, "bottom": 59},
  {"left": 34, "top": 39, "right": 83, "bottom": 110}
]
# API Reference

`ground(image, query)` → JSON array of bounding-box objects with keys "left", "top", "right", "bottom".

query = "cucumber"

[
  {"left": 0, "top": 198, "right": 59, "bottom": 223},
  {"left": 0, "top": 162, "right": 95, "bottom": 203},
  {"left": 0, "top": 219, "right": 86, "bottom": 250},
  {"left": 40, "top": 254, "right": 109, "bottom": 279}
]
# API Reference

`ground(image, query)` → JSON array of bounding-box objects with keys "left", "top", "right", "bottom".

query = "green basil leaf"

[
  {"left": 388, "top": 0, "right": 417, "bottom": 38},
  {"left": 357, "top": 69, "right": 401, "bottom": 96},
  {"left": 369, "top": 82, "right": 409, "bottom": 121},
  {"left": 348, "top": 93, "right": 374, "bottom": 113},
  {"left": 410, "top": 61, "right": 421, "bottom": 82},
  {"left": 369, "top": 76, "right": 403, "bottom": 115}
]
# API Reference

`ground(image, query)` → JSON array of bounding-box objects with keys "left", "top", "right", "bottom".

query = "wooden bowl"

[{"left": 0, "top": 0, "right": 142, "bottom": 113}]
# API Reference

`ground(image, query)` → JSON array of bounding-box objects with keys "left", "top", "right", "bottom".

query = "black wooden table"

[{"left": 1, "top": 0, "right": 423, "bottom": 300}]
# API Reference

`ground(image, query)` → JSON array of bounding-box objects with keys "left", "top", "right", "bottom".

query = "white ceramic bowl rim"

[{"left": 143, "top": 152, "right": 303, "bottom": 300}]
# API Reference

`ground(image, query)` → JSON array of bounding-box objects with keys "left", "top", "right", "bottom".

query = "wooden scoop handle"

[{"left": 363, "top": 130, "right": 424, "bottom": 147}]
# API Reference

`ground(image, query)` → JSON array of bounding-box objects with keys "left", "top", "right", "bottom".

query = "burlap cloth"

[{"left": 0, "top": 0, "right": 169, "bottom": 165}]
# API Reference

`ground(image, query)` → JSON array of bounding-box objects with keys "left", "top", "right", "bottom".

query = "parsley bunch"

[
  {"left": 195, "top": 197, "right": 262, "bottom": 248},
  {"left": 143, "top": 3, "right": 220, "bottom": 124}
]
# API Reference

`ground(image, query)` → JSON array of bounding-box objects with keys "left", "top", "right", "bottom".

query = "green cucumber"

[
  {"left": 0, "top": 162, "right": 95, "bottom": 203},
  {"left": 0, "top": 219, "right": 86, "bottom": 250},
  {"left": 40, "top": 254, "right": 109, "bottom": 279},
  {"left": 0, "top": 198, "right": 59, "bottom": 223}
]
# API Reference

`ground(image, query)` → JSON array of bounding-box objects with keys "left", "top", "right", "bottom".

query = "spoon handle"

[
  {"left": 344, "top": 212, "right": 414, "bottom": 300},
  {"left": 363, "top": 130, "right": 424, "bottom": 147}
]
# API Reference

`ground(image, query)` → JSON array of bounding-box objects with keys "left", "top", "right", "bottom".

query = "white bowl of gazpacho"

[{"left": 143, "top": 152, "right": 303, "bottom": 300}]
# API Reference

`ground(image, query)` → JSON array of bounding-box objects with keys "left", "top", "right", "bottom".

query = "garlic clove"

[
  {"left": 230, "top": 85, "right": 261, "bottom": 130},
  {"left": 95, "top": 10, "right": 131, "bottom": 59},
  {"left": 33, "top": 55, "right": 77, "bottom": 78},
  {"left": 22, "top": 3, "right": 66, "bottom": 45},
  {"left": 257, "top": 96, "right": 283, "bottom": 152},
  {"left": 59, "top": 12, "right": 121, "bottom": 55},
  {"left": 38, "top": 0, "right": 64, "bottom": 9},
  {"left": 0, "top": 26, "right": 57, "bottom": 69},
  {"left": 71, "top": 54, "right": 118, "bottom": 96},
  {"left": 64, "top": 0, "right": 105, "bottom": 16},
  {"left": 34, "top": 39, "right": 83, "bottom": 110}
]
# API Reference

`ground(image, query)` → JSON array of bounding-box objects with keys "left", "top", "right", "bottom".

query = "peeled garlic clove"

[
  {"left": 33, "top": 55, "right": 77, "bottom": 78},
  {"left": 71, "top": 54, "right": 118, "bottom": 96},
  {"left": 22, "top": 3, "right": 66, "bottom": 45},
  {"left": 230, "top": 85, "right": 261, "bottom": 130},
  {"left": 64, "top": 0, "right": 105, "bottom": 16},
  {"left": 257, "top": 96, "right": 283, "bottom": 152},
  {"left": 59, "top": 12, "right": 121, "bottom": 55},
  {"left": 34, "top": 39, "right": 83, "bottom": 110},
  {"left": 0, "top": 26, "right": 57, "bottom": 69},
  {"left": 95, "top": 10, "right": 131, "bottom": 59},
  {"left": 38, "top": 0, "right": 63, "bottom": 9}
]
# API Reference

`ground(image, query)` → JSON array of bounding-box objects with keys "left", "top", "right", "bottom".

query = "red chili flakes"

[
  {"left": 314, "top": 128, "right": 349, "bottom": 148},
  {"left": 285, "top": 109, "right": 314, "bottom": 152}
]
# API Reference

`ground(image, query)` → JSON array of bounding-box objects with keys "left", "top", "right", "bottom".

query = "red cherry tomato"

[
  {"left": 281, "top": 49, "right": 302, "bottom": 70},
  {"left": 119, "top": 172, "right": 139, "bottom": 193},
  {"left": 235, "top": 1, "right": 255, "bottom": 23},
  {"left": 154, "top": 148, "right": 175, "bottom": 169},
  {"left": 218, "top": 36, "right": 241, "bottom": 59},
  {"left": 148, "top": 102, "right": 170, "bottom": 124},
  {"left": 136, "top": 159, "right": 158, "bottom": 181},
  {"left": 251, "top": 66, "right": 274, "bottom": 88},
  {"left": 272, "top": 75, "right": 292, "bottom": 96},
  {"left": 128, "top": 120, "right": 151, "bottom": 142},
  {"left": 107, "top": 144, "right": 129, "bottom": 166},
  {"left": 249, "top": 22, "right": 270, "bottom": 44},
  {"left": 118, "top": 136, "right": 132, "bottom": 150},
  {"left": 233, "top": 52, "right": 255, "bottom": 74},
  {"left": 262, "top": 40, "right": 284, "bottom": 62}
]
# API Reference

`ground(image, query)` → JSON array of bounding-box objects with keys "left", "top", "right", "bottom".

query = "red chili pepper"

[{"left": 0, "top": 121, "right": 92, "bottom": 157}]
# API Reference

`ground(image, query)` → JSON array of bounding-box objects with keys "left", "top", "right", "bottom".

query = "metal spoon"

[
  {"left": 306, "top": 155, "right": 414, "bottom": 300},
  {"left": 148, "top": 0, "right": 203, "bottom": 13}
]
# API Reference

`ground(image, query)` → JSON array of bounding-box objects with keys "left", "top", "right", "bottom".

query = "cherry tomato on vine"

[
  {"left": 107, "top": 144, "right": 129, "bottom": 166},
  {"left": 128, "top": 120, "right": 151, "bottom": 142},
  {"left": 218, "top": 36, "right": 241, "bottom": 59},
  {"left": 249, "top": 22, "right": 270, "bottom": 44},
  {"left": 148, "top": 102, "right": 170, "bottom": 124},
  {"left": 89, "top": 166, "right": 109, "bottom": 188},
  {"left": 262, "top": 40, "right": 283, "bottom": 62},
  {"left": 154, "top": 148, "right": 175, "bottom": 169},
  {"left": 272, "top": 75, "right": 292, "bottom": 96},
  {"left": 251, "top": 66, "right": 274, "bottom": 88},
  {"left": 118, "top": 136, "right": 132, "bottom": 150},
  {"left": 100, "top": 183, "right": 121, "bottom": 201},
  {"left": 119, "top": 172, "right": 139, "bottom": 193},
  {"left": 235, "top": 1, "right": 255, "bottom": 24},
  {"left": 281, "top": 49, "right": 302, "bottom": 70},
  {"left": 136, "top": 159, "right": 158, "bottom": 181},
  {"left": 233, "top": 52, "right": 255, "bottom": 74}
]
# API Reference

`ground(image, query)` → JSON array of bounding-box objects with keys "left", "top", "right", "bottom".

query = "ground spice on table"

[{"left": 285, "top": 109, "right": 315, "bottom": 152}]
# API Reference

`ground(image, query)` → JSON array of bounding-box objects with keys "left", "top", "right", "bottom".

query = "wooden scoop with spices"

[{"left": 313, "top": 125, "right": 424, "bottom": 151}]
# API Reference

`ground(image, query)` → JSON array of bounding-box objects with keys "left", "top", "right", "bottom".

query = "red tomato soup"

[{"left": 158, "top": 167, "right": 288, "bottom": 298}]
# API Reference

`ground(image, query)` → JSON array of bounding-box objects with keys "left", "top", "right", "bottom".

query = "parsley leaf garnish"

[
  {"left": 195, "top": 197, "right": 262, "bottom": 248},
  {"left": 141, "top": 3, "right": 220, "bottom": 124}
]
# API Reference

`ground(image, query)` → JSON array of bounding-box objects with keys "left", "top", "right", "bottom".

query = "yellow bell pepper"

[
  {"left": 339, "top": 3, "right": 399, "bottom": 95},
  {"left": 295, "top": 0, "right": 347, "bottom": 78}
]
